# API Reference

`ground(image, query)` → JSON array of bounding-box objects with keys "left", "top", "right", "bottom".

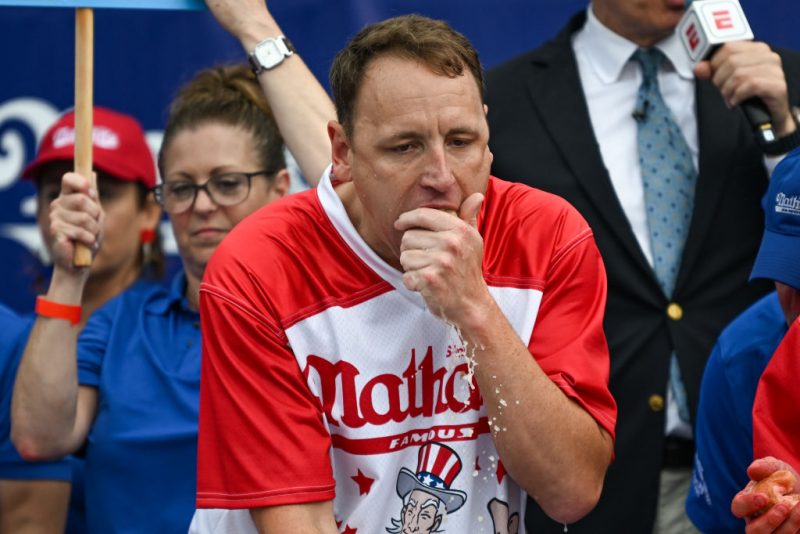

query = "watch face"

[{"left": 255, "top": 40, "right": 283, "bottom": 70}]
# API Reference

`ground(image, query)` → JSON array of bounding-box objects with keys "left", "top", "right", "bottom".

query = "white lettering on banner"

[
  {"left": 0, "top": 98, "right": 179, "bottom": 258},
  {"left": 0, "top": 98, "right": 59, "bottom": 190}
]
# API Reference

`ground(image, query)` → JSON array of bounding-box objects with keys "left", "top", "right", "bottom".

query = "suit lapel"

[
  {"left": 524, "top": 15, "right": 656, "bottom": 281},
  {"left": 675, "top": 79, "right": 742, "bottom": 292}
]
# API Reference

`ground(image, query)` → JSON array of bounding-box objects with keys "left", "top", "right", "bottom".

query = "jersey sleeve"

[
  {"left": 529, "top": 225, "right": 617, "bottom": 440},
  {"left": 686, "top": 343, "right": 751, "bottom": 533},
  {"left": 76, "top": 300, "right": 115, "bottom": 388},
  {"left": 196, "top": 283, "right": 335, "bottom": 509}
]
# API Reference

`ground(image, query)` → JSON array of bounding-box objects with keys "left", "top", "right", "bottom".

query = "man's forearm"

[{"left": 461, "top": 300, "right": 613, "bottom": 524}]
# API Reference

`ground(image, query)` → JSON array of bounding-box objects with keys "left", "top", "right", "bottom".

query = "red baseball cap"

[{"left": 22, "top": 106, "right": 156, "bottom": 189}]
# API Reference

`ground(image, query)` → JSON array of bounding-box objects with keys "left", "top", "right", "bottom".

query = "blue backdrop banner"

[
  {"left": 1, "top": 0, "right": 798, "bottom": 313},
  {"left": 0, "top": 0, "right": 204, "bottom": 8}
]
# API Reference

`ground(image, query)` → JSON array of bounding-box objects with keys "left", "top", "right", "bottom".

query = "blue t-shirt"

[
  {"left": 687, "top": 292, "right": 787, "bottom": 533},
  {"left": 0, "top": 303, "right": 71, "bottom": 480},
  {"left": 77, "top": 273, "right": 201, "bottom": 533}
]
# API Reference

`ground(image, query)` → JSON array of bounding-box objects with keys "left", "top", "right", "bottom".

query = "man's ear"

[
  {"left": 328, "top": 120, "right": 353, "bottom": 183},
  {"left": 433, "top": 515, "right": 442, "bottom": 531}
]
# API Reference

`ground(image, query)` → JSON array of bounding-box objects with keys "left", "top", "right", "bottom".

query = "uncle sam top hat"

[
  {"left": 396, "top": 442, "right": 467, "bottom": 513},
  {"left": 750, "top": 146, "right": 800, "bottom": 290}
]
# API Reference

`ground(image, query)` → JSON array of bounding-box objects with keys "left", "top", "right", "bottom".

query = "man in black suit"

[{"left": 486, "top": 1, "right": 800, "bottom": 532}]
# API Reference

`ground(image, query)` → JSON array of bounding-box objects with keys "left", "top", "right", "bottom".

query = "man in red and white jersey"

[{"left": 191, "top": 7, "right": 617, "bottom": 534}]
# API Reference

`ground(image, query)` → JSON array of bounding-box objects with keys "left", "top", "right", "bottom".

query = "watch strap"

[{"left": 761, "top": 106, "right": 800, "bottom": 157}]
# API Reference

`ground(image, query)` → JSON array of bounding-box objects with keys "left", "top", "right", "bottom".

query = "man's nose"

[{"left": 420, "top": 145, "right": 455, "bottom": 191}]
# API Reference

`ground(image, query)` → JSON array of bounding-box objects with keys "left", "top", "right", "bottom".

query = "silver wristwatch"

[{"left": 248, "top": 35, "right": 295, "bottom": 75}]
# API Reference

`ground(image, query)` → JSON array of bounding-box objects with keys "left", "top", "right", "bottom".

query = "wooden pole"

[{"left": 73, "top": 7, "right": 94, "bottom": 267}]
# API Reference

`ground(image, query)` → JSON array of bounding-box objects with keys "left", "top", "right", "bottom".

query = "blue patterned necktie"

[{"left": 634, "top": 48, "right": 696, "bottom": 424}]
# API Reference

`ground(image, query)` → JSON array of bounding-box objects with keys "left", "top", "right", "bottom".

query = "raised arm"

[
  {"left": 11, "top": 172, "right": 99, "bottom": 460},
  {"left": 206, "top": 0, "right": 336, "bottom": 185}
]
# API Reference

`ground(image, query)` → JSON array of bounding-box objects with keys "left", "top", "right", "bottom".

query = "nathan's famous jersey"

[{"left": 192, "top": 170, "right": 617, "bottom": 533}]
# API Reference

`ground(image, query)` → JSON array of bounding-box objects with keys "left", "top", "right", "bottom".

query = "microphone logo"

[
  {"left": 713, "top": 9, "right": 735, "bottom": 31},
  {"left": 676, "top": 0, "right": 753, "bottom": 64},
  {"left": 685, "top": 22, "right": 700, "bottom": 52}
]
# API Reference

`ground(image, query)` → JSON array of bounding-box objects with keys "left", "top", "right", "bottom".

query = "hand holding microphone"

[{"left": 677, "top": 0, "right": 798, "bottom": 150}]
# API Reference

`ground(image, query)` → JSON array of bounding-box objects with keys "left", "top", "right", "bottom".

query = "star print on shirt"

[
  {"left": 351, "top": 469, "right": 375, "bottom": 496},
  {"left": 496, "top": 460, "right": 507, "bottom": 484},
  {"left": 342, "top": 525, "right": 357, "bottom": 534}
]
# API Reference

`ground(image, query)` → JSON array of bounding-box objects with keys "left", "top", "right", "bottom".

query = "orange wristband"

[{"left": 35, "top": 296, "right": 82, "bottom": 326}]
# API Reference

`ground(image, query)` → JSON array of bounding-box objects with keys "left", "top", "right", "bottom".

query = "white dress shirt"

[{"left": 572, "top": 5, "right": 698, "bottom": 267}]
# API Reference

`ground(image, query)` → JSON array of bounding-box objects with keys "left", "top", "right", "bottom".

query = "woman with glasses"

[{"left": 12, "top": 54, "right": 334, "bottom": 533}]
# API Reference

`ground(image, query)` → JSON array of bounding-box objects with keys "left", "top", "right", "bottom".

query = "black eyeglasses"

[{"left": 152, "top": 170, "right": 272, "bottom": 215}]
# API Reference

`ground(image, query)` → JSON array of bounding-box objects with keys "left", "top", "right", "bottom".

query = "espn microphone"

[{"left": 677, "top": 0, "right": 777, "bottom": 144}]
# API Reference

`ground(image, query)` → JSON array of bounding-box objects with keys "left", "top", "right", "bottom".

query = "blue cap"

[{"left": 750, "top": 147, "right": 800, "bottom": 290}]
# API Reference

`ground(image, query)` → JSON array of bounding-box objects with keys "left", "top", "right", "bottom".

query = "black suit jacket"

[{"left": 486, "top": 12, "right": 800, "bottom": 533}]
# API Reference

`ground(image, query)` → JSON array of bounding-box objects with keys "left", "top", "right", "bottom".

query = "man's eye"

[{"left": 394, "top": 144, "right": 414, "bottom": 153}]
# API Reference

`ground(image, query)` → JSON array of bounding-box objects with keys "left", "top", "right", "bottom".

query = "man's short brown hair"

[{"left": 329, "top": 14, "right": 485, "bottom": 138}]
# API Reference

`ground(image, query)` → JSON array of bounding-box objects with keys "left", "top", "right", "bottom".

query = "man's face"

[
  {"left": 330, "top": 54, "right": 492, "bottom": 270},
  {"left": 593, "top": 0, "right": 687, "bottom": 47},
  {"left": 401, "top": 489, "right": 442, "bottom": 533}
]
